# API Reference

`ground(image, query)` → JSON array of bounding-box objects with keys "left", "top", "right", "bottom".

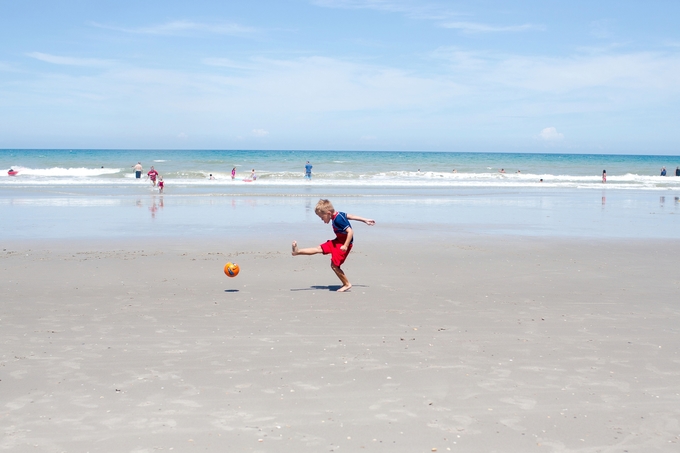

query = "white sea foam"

[
  {"left": 1, "top": 167, "right": 679, "bottom": 191},
  {"left": 4, "top": 166, "right": 121, "bottom": 177}
]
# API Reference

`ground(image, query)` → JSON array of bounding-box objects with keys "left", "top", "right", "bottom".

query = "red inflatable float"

[{"left": 7, "top": 169, "right": 18, "bottom": 176}]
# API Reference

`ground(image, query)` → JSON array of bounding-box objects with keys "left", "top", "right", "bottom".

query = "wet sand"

[{"left": 2, "top": 234, "right": 680, "bottom": 452}]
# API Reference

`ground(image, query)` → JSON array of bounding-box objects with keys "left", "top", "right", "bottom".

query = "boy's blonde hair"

[{"left": 315, "top": 199, "right": 335, "bottom": 215}]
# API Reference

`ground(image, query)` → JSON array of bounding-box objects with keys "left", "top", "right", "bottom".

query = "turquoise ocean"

[
  {"left": 2, "top": 149, "right": 679, "bottom": 240},
  {"left": 2, "top": 149, "right": 680, "bottom": 192}
]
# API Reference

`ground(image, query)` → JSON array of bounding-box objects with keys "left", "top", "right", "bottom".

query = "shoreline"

[{"left": 2, "top": 188, "right": 680, "bottom": 241}]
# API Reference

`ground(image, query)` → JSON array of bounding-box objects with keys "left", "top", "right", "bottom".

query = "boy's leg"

[
  {"left": 292, "top": 241, "right": 323, "bottom": 256},
  {"left": 331, "top": 263, "right": 351, "bottom": 292}
]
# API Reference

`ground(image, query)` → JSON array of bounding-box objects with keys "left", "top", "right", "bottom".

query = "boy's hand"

[
  {"left": 340, "top": 245, "right": 348, "bottom": 251},
  {"left": 365, "top": 219, "right": 375, "bottom": 226}
]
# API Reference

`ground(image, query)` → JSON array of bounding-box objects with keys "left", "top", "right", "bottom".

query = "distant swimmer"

[
  {"left": 499, "top": 168, "right": 505, "bottom": 173},
  {"left": 660, "top": 167, "right": 667, "bottom": 176},
  {"left": 602, "top": 170, "right": 607, "bottom": 183},
  {"left": 676, "top": 166, "right": 680, "bottom": 176},
  {"left": 539, "top": 179, "right": 543, "bottom": 182},
  {"left": 452, "top": 169, "right": 457, "bottom": 173},
  {"left": 305, "top": 161, "right": 313, "bottom": 179},
  {"left": 133, "top": 162, "right": 143, "bottom": 179},
  {"left": 231, "top": 167, "right": 236, "bottom": 180},
  {"left": 209, "top": 174, "right": 215, "bottom": 180},
  {"left": 516, "top": 170, "right": 521, "bottom": 173},
  {"left": 7, "top": 168, "right": 18, "bottom": 176}
]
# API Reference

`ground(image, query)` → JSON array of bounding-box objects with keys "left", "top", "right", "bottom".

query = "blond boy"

[{"left": 292, "top": 199, "right": 375, "bottom": 292}]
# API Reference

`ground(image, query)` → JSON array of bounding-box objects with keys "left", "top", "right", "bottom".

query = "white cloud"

[
  {"left": 91, "top": 20, "right": 257, "bottom": 37},
  {"left": 201, "top": 58, "right": 256, "bottom": 70},
  {"left": 590, "top": 19, "right": 614, "bottom": 39},
  {"left": 311, "top": 0, "right": 456, "bottom": 20},
  {"left": 0, "top": 61, "right": 18, "bottom": 72},
  {"left": 439, "top": 22, "right": 544, "bottom": 33},
  {"left": 538, "top": 127, "right": 564, "bottom": 141},
  {"left": 26, "top": 52, "right": 114, "bottom": 67},
  {"left": 7, "top": 47, "right": 680, "bottom": 150},
  {"left": 432, "top": 48, "right": 680, "bottom": 94}
]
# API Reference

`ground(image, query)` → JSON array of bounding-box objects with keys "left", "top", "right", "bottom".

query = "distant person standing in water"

[
  {"left": 602, "top": 170, "right": 606, "bottom": 183},
  {"left": 231, "top": 167, "right": 236, "bottom": 180},
  {"left": 305, "top": 161, "right": 313, "bottom": 179},
  {"left": 147, "top": 166, "right": 159, "bottom": 187},
  {"left": 660, "top": 167, "right": 667, "bottom": 176},
  {"left": 133, "top": 162, "right": 143, "bottom": 179},
  {"left": 676, "top": 166, "right": 680, "bottom": 176},
  {"left": 158, "top": 176, "right": 164, "bottom": 193}
]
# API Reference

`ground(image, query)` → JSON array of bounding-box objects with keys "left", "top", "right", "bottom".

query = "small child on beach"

[
  {"left": 158, "top": 176, "right": 164, "bottom": 193},
  {"left": 292, "top": 199, "right": 375, "bottom": 292}
]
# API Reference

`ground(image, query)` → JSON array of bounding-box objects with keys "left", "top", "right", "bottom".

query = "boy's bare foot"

[
  {"left": 292, "top": 241, "right": 299, "bottom": 256},
  {"left": 337, "top": 283, "right": 352, "bottom": 292}
]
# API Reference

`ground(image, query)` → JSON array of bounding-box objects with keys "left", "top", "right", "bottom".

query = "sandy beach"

[{"left": 2, "top": 232, "right": 680, "bottom": 452}]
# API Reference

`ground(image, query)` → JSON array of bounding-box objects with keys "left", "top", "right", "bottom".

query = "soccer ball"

[{"left": 224, "top": 262, "right": 240, "bottom": 277}]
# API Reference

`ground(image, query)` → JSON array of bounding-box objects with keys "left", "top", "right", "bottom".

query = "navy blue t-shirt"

[{"left": 332, "top": 211, "right": 353, "bottom": 243}]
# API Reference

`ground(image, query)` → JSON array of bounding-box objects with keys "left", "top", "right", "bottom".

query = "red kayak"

[{"left": 7, "top": 170, "right": 18, "bottom": 176}]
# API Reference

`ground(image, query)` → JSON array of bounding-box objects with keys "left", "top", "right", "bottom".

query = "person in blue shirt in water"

[{"left": 305, "top": 161, "right": 313, "bottom": 179}]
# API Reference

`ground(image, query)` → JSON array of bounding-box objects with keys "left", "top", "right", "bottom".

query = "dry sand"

[{"left": 2, "top": 233, "right": 680, "bottom": 452}]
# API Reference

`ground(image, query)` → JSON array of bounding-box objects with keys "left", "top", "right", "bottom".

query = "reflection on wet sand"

[{"left": 149, "top": 196, "right": 164, "bottom": 219}]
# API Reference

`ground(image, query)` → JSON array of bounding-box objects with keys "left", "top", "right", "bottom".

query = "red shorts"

[{"left": 320, "top": 238, "right": 353, "bottom": 267}]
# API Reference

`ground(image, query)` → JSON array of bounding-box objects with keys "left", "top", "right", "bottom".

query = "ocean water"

[
  {"left": 1, "top": 149, "right": 679, "bottom": 240},
  {"left": 2, "top": 149, "right": 680, "bottom": 192}
]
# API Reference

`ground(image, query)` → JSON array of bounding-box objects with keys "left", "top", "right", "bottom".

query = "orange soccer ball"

[{"left": 224, "top": 262, "right": 240, "bottom": 277}]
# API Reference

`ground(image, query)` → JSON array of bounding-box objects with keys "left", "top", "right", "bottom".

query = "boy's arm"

[
  {"left": 340, "top": 227, "right": 353, "bottom": 251},
  {"left": 346, "top": 214, "right": 375, "bottom": 226}
]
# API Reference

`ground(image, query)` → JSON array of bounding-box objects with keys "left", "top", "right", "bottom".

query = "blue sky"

[{"left": 1, "top": 0, "right": 679, "bottom": 153}]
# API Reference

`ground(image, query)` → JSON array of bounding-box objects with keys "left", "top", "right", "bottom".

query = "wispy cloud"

[
  {"left": 313, "top": 1, "right": 542, "bottom": 34},
  {"left": 311, "top": 0, "right": 457, "bottom": 20},
  {"left": 538, "top": 127, "right": 564, "bottom": 141},
  {"left": 91, "top": 20, "right": 257, "bottom": 37},
  {"left": 0, "top": 61, "right": 19, "bottom": 72},
  {"left": 439, "top": 22, "right": 544, "bottom": 34},
  {"left": 26, "top": 52, "right": 115, "bottom": 67},
  {"left": 590, "top": 19, "right": 614, "bottom": 39},
  {"left": 8, "top": 48, "right": 680, "bottom": 149},
  {"left": 432, "top": 47, "right": 680, "bottom": 94},
  {"left": 201, "top": 58, "right": 256, "bottom": 70}
]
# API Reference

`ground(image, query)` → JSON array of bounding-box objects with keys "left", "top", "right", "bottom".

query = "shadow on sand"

[
  {"left": 224, "top": 289, "right": 240, "bottom": 293},
  {"left": 290, "top": 285, "right": 367, "bottom": 292}
]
